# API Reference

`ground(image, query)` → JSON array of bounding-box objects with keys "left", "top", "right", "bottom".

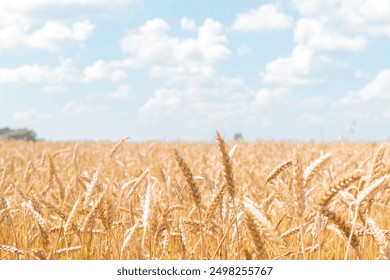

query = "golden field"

[{"left": 0, "top": 134, "right": 389, "bottom": 260}]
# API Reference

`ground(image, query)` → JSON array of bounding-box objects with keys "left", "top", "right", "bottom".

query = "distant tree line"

[{"left": 0, "top": 127, "right": 37, "bottom": 141}]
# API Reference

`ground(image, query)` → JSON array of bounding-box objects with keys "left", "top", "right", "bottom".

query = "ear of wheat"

[{"left": 0, "top": 137, "right": 388, "bottom": 260}]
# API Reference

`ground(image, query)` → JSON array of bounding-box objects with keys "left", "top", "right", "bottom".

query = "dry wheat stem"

[
  {"left": 304, "top": 152, "right": 332, "bottom": 187},
  {"left": 319, "top": 171, "right": 362, "bottom": 210},
  {"left": 292, "top": 149, "right": 306, "bottom": 259},
  {"left": 216, "top": 131, "right": 242, "bottom": 258},
  {"left": 173, "top": 149, "right": 205, "bottom": 259},
  {"left": 84, "top": 168, "right": 100, "bottom": 207},
  {"left": 64, "top": 198, "right": 81, "bottom": 234},
  {"left": 244, "top": 210, "right": 267, "bottom": 259},
  {"left": 0, "top": 138, "right": 389, "bottom": 260},
  {"left": 55, "top": 246, "right": 81, "bottom": 256},
  {"left": 264, "top": 159, "right": 292, "bottom": 186},
  {"left": 109, "top": 137, "right": 129, "bottom": 159},
  {"left": 366, "top": 217, "right": 390, "bottom": 260},
  {"left": 368, "top": 144, "right": 385, "bottom": 185},
  {"left": 120, "top": 219, "right": 140, "bottom": 259},
  {"left": 216, "top": 132, "right": 236, "bottom": 199},
  {"left": 0, "top": 244, "right": 25, "bottom": 256}
]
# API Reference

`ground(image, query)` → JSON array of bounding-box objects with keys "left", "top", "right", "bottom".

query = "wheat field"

[{"left": 0, "top": 133, "right": 389, "bottom": 260}]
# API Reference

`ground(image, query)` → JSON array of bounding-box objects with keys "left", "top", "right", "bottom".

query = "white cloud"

[
  {"left": 140, "top": 76, "right": 252, "bottom": 121},
  {"left": 337, "top": 69, "right": 390, "bottom": 105},
  {"left": 295, "top": 19, "right": 368, "bottom": 52},
  {"left": 291, "top": 0, "right": 341, "bottom": 16},
  {"left": 83, "top": 18, "right": 231, "bottom": 88},
  {"left": 139, "top": 74, "right": 285, "bottom": 133},
  {"left": 291, "top": 0, "right": 390, "bottom": 38},
  {"left": 0, "top": 57, "right": 76, "bottom": 84},
  {"left": 232, "top": 4, "right": 293, "bottom": 32},
  {"left": 120, "top": 18, "right": 230, "bottom": 68},
  {"left": 150, "top": 65, "right": 217, "bottom": 86},
  {"left": 0, "top": 0, "right": 140, "bottom": 51},
  {"left": 261, "top": 45, "right": 346, "bottom": 86},
  {"left": 332, "top": 69, "right": 390, "bottom": 126},
  {"left": 83, "top": 60, "right": 128, "bottom": 82},
  {"left": 0, "top": 25, "right": 26, "bottom": 49},
  {"left": 107, "top": 85, "right": 130, "bottom": 100},
  {"left": 181, "top": 17, "right": 197, "bottom": 31},
  {"left": 82, "top": 18, "right": 230, "bottom": 87},
  {"left": 359, "top": 0, "right": 390, "bottom": 20},
  {"left": 140, "top": 88, "right": 183, "bottom": 118},
  {"left": 0, "top": 20, "right": 94, "bottom": 51},
  {"left": 83, "top": 18, "right": 231, "bottom": 85},
  {"left": 0, "top": 0, "right": 142, "bottom": 27},
  {"left": 292, "top": 0, "right": 390, "bottom": 20},
  {"left": 28, "top": 20, "right": 94, "bottom": 50},
  {"left": 254, "top": 88, "right": 288, "bottom": 107}
]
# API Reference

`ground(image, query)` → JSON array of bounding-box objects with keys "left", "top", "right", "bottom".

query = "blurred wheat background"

[{"left": 0, "top": 133, "right": 389, "bottom": 260}]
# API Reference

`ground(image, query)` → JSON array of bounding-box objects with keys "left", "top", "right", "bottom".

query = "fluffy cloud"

[
  {"left": 82, "top": 18, "right": 230, "bottom": 87},
  {"left": 83, "top": 60, "right": 128, "bottom": 82},
  {"left": 0, "top": 20, "right": 94, "bottom": 51},
  {"left": 140, "top": 88, "right": 183, "bottom": 118},
  {"left": 294, "top": 19, "right": 368, "bottom": 52},
  {"left": 261, "top": 45, "right": 346, "bottom": 86},
  {"left": 232, "top": 4, "right": 293, "bottom": 32},
  {"left": 332, "top": 69, "right": 390, "bottom": 125},
  {"left": 29, "top": 20, "right": 94, "bottom": 50},
  {"left": 0, "top": 0, "right": 141, "bottom": 51},
  {"left": 0, "top": 25, "right": 23, "bottom": 49},
  {"left": 291, "top": 0, "right": 390, "bottom": 38},
  {"left": 137, "top": 77, "right": 317, "bottom": 141},
  {"left": 140, "top": 77, "right": 251, "bottom": 121},
  {"left": 150, "top": 65, "right": 217, "bottom": 86},
  {"left": 139, "top": 75, "right": 289, "bottom": 134},
  {"left": 337, "top": 69, "right": 390, "bottom": 105},
  {"left": 254, "top": 88, "right": 289, "bottom": 107},
  {"left": 0, "top": 57, "right": 76, "bottom": 84},
  {"left": 120, "top": 18, "right": 231, "bottom": 68},
  {"left": 80, "top": 18, "right": 229, "bottom": 88}
]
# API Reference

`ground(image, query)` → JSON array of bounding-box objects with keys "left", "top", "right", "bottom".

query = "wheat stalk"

[
  {"left": 318, "top": 171, "right": 362, "bottom": 210},
  {"left": 120, "top": 219, "right": 140, "bottom": 259},
  {"left": 244, "top": 210, "right": 267, "bottom": 259},
  {"left": 0, "top": 244, "right": 25, "bottom": 256},
  {"left": 304, "top": 152, "right": 332, "bottom": 187},
  {"left": 366, "top": 217, "right": 390, "bottom": 260},
  {"left": 368, "top": 144, "right": 386, "bottom": 185},
  {"left": 264, "top": 159, "right": 292, "bottom": 186},
  {"left": 173, "top": 149, "right": 205, "bottom": 259},
  {"left": 216, "top": 132, "right": 236, "bottom": 199}
]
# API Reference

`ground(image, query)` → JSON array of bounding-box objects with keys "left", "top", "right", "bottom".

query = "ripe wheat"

[{"left": 0, "top": 136, "right": 388, "bottom": 260}]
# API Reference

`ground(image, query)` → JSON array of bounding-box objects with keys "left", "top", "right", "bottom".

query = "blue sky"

[{"left": 0, "top": 0, "right": 390, "bottom": 142}]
